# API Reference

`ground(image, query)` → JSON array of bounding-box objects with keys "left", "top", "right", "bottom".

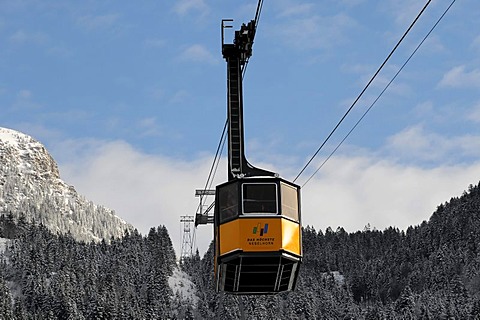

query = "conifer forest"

[{"left": 3, "top": 183, "right": 480, "bottom": 319}]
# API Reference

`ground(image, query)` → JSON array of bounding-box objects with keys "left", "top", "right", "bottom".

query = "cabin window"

[
  {"left": 281, "top": 182, "right": 299, "bottom": 221},
  {"left": 242, "top": 183, "right": 277, "bottom": 214},
  {"left": 219, "top": 183, "right": 239, "bottom": 223}
]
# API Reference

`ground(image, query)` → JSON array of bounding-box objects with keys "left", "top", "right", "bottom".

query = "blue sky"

[{"left": 2, "top": 0, "right": 480, "bottom": 255}]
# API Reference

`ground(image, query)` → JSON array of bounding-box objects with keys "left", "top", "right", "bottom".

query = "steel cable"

[
  {"left": 300, "top": 0, "right": 456, "bottom": 187},
  {"left": 293, "top": 0, "right": 433, "bottom": 183}
]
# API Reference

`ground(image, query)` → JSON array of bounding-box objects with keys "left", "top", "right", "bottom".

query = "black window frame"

[
  {"left": 241, "top": 182, "right": 278, "bottom": 215},
  {"left": 218, "top": 182, "right": 239, "bottom": 223}
]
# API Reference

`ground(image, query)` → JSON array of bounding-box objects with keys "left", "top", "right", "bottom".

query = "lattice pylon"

[{"left": 180, "top": 215, "right": 195, "bottom": 264}]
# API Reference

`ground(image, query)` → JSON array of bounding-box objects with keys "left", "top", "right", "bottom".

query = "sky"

[{"left": 1, "top": 0, "right": 480, "bottom": 256}]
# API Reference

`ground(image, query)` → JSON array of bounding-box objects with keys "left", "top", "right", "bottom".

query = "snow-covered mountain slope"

[
  {"left": 0, "top": 127, "right": 133, "bottom": 242},
  {"left": 168, "top": 267, "right": 199, "bottom": 306}
]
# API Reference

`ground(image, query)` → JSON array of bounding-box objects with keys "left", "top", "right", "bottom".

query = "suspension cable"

[
  {"left": 208, "top": 126, "right": 227, "bottom": 191},
  {"left": 196, "top": 120, "right": 227, "bottom": 213},
  {"left": 293, "top": 0, "right": 433, "bottom": 183},
  {"left": 243, "top": 0, "right": 265, "bottom": 78},
  {"left": 254, "top": 0, "right": 264, "bottom": 30},
  {"left": 301, "top": 0, "right": 456, "bottom": 187}
]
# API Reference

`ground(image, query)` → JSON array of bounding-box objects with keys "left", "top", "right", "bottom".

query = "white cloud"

[
  {"left": 173, "top": 0, "right": 209, "bottom": 17},
  {"left": 17, "top": 89, "right": 32, "bottom": 99},
  {"left": 114, "top": 76, "right": 135, "bottom": 88},
  {"left": 10, "top": 89, "right": 41, "bottom": 111},
  {"left": 137, "top": 117, "right": 162, "bottom": 137},
  {"left": 339, "top": 0, "right": 365, "bottom": 7},
  {"left": 8, "top": 29, "right": 70, "bottom": 57},
  {"left": 467, "top": 101, "right": 480, "bottom": 123},
  {"left": 77, "top": 13, "right": 120, "bottom": 31},
  {"left": 55, "top": 137, "right": 480, "bottom": 257},
  {"left": 386, "top": 126, "right": 432, "bottom": 159},
  {"left": 9, "top": 30, "right": 28, "bottom": 43},
  {"left": 9, "top": 29, "right": 48, "bottom": 44},
  {"left": 144, "top": 38, "right": 166, "bottom": 48},
  {"left": 419, "top": 34, "right": 445, "bottom": 54},
  {"left": 439, "top": 65, "right": 480, "bottom": 88},
  {"left": 346, "top": 61, "right": 413, "bottom": 96},
  {"left": 385, "top": 125, "right": 480, "bottom": 162},
  {"left": 272, "top": 13, "right": 356, "bottom": 51},
  {"left": 179, "top": 44, "right": 217, "bottom": 64},
  {"left": 147, "top": 85, "right": 164, "bottom": 100},
  {"left": 382, "top": 0, "right": 430, "bottom": 27},
  {"left": 473, "top": 35, "right": 480, "bottom": 51},
  {"left": 57, "top": 139, "right": 219, "bottom": 256},
  {"left": 302, "top": 155, "right": 480, "bottom": 233},
  {"left": 276, "top": 2, "right": 316, "bottom": 18},
  {"left": 47, "top": 45, "right": 72, "bottom": 58},
  {"left": 413, "top": 100, "right": 434, "bottom": 118},
  {"left": 169, "top": 90, "right": 190, "bottom": 104}
]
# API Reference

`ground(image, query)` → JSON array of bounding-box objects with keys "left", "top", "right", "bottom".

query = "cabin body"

[{"left": 214, "top": 177, "right": 302, "bottom": 294}]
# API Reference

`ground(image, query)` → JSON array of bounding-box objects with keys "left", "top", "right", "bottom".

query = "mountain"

[
  {"left": 0, "top": 127, "right": 132, "bottom": 242},
  {"left": 7, "top": 180, "right": 480, "bottom": 320},
  {"left": 181, "top": 181, "right": 480, "bottom": 319},
  {"left": 2, "top": 126, "right": 480, "bottom": 318}
]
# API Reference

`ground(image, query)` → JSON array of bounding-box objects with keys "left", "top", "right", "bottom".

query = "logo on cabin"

[{"left": 252, "top": 223, "right": 268, "bottom": 236}]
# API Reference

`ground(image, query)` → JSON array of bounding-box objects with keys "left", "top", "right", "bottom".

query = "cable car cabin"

[{"left": 214, "top": 177, "right": 302, "bottom": 294}]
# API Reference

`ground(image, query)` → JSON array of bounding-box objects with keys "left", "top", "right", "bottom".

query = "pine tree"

[{"left": 0, "top": 277, "right": 13, "bottom": 320}]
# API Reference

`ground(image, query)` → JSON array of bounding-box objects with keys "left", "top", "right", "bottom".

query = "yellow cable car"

[
  {"left": 208, "top": 17, "right": 302, "bottom": 294},
  {"left": 214, "top": 177, "right": 302, "bottom": 293},
  {"left": 195, "top": 10, "right": 303, "bottom": 295}
]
